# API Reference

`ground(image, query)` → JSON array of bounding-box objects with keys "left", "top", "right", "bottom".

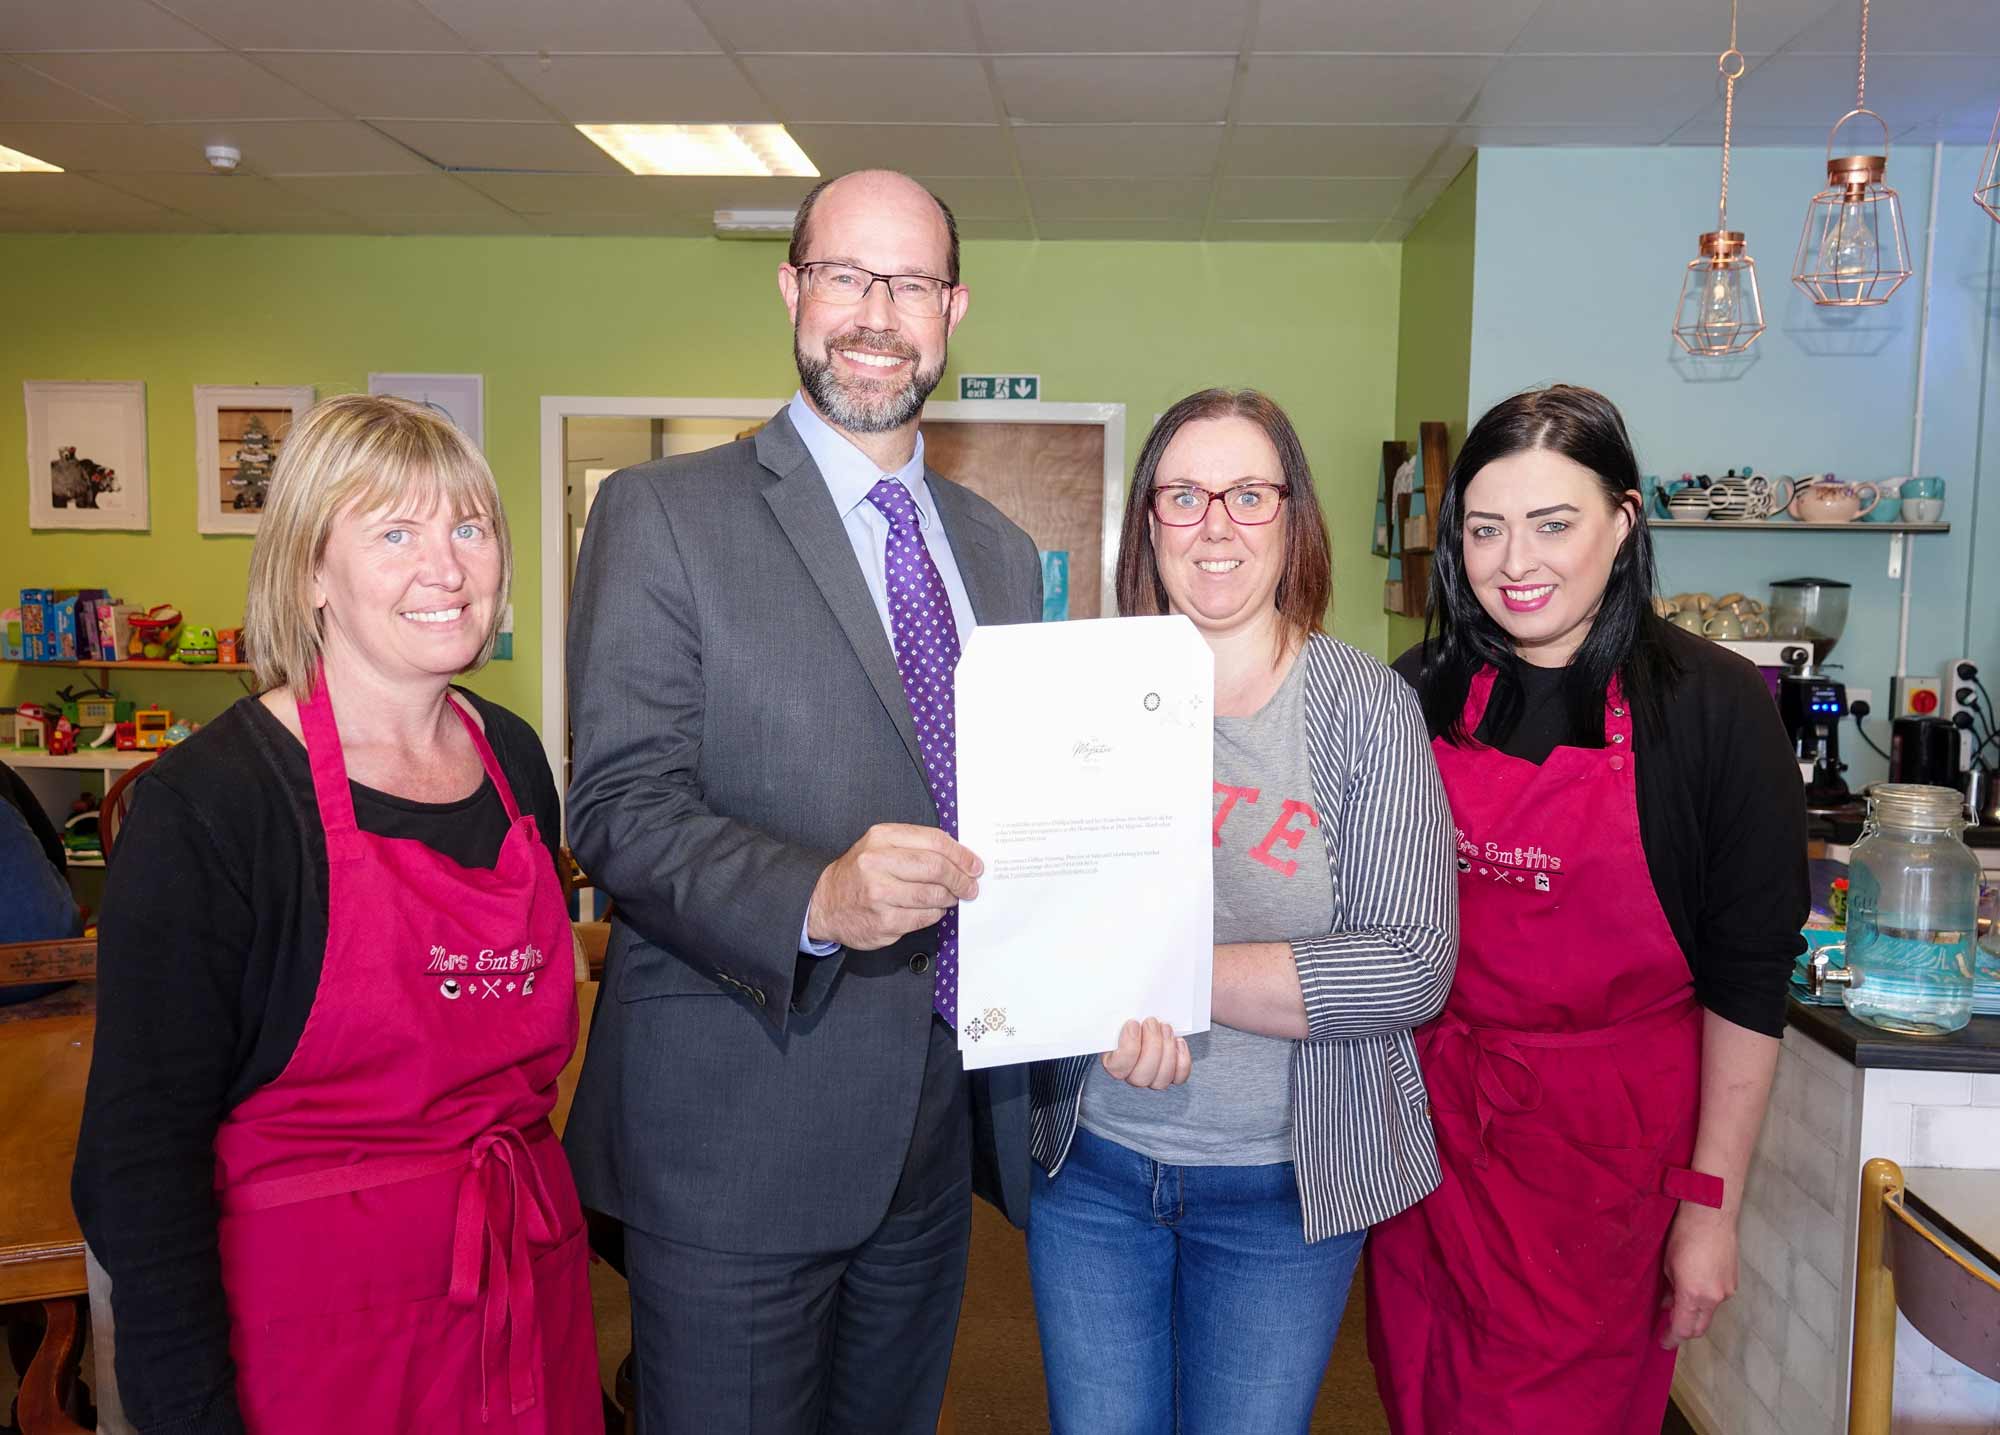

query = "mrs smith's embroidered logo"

[
  {"left": 1455, "top": 828, "right": 1561, "bottom": 892},
  {"left": 426, "top": 943, "right": 548, "bottom": 1001}
]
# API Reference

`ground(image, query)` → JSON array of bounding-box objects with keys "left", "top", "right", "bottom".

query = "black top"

[
  {"left": 1394, "top": 622, "right": 1808, "bottom": 1038},
  {"left": 70, "top": 691, "right": 561, "bottom": 1435}
]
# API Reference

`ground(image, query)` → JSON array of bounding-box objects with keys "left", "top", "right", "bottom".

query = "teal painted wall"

[
  {"left": 1, "top": 234, "right": 1404, "bottom": 733},
  {"left": 1469, "top": 146, "right": 2000, "bottom": 786}
]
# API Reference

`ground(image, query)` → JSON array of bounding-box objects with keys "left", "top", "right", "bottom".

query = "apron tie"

[
  {"left": 448, "top": 1126, "right": 560, "bottom": 1422},
  {"left": 1425, "top": 1014, "right": 1543, "bottom": 1167}
]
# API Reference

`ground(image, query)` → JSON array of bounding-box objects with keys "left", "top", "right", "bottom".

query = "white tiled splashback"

[{"left": 1673, "top": 1031, "right": 2000, "bottom": 1435}]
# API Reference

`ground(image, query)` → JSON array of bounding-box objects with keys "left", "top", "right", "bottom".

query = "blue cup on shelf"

[
  {"left": 1865, "top": 478, "right": 1905, "bottom": 523},
  {"left": 1903, "top": 476, "right": 1945, "bottom": 523}
]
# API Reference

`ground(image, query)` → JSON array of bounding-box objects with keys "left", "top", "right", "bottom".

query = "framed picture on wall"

[
  {"left": 367, "top": 372, "right": 484, "bottom": 452},
  {"left": 194, "top": 385, "right": 315, "bottom": 535},
  {"left": 24, "top": 380, "right": 150, "bottom": 531}
]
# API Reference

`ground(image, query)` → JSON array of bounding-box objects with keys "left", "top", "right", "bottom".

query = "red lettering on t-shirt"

[
  {"left": 1248, "top": 799, "right": 1320, "bottom": 877},
  {"left": 1212, "top": 782, "right": 1259, "bottom": 847}
]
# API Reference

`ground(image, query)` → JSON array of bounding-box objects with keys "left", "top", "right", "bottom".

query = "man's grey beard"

[{"left": 795, "top": 329, "right": 946, "bottom": 435}]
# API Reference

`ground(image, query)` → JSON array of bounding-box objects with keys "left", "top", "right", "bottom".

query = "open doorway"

[{"left": 539, "top": 396, "right": 1126, "bottom": 811}]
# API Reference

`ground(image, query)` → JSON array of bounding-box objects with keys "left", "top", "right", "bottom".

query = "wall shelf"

[
  {"left": 4, "top": 750, "right": 154, "bottom": 772},
  {"left": 1648, "top": 520, "right": 1949, "bottom": 533},
  {"left": 0, "top": 657, "right": 252, "bottom": 673}
]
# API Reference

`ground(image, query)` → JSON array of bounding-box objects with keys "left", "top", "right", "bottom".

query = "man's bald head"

[{"left": 788, "top": 170, "right": 961, "bottom": 285}]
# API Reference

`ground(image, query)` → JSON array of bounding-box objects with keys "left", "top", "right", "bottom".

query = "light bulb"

[
  {"left": 1702, "top": 271, "right": 1735, "bottom": 328},
  {"left": 1819, "top": 201, "right": 1878, "bottom": 280}
]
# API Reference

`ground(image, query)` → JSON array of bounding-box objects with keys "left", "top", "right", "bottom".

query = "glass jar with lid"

[{"left": 1808, "top": 783, "right": 1979, "bottom": 1034}]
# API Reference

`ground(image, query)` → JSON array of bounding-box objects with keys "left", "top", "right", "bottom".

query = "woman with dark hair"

[
  {"left": 1366, "top": 385, "right": 1807, "bottom": 1433},
  {"left": 1027, "top": 389, "right": 1456, "bottom": 1434}
]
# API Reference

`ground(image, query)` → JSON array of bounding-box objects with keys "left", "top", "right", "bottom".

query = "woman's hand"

[
  {"left": 1099, "top": 1018, "right": 1191, "bottom": 1090},
  {"left": 1658, "top": 1201, "right": 1738, "bottom": 1348}
]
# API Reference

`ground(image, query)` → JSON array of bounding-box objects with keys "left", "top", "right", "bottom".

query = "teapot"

[
  {"left": 1659, "top": 475, "right": 1711, "bottom": 522},
  {"left": 1708, "top": 472, "right": 1794, "bottom": 521},
  {"left": 1789, "top": 477, "right": 1880, "bottom": 524}
]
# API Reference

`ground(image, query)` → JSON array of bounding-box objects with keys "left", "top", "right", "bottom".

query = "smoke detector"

[{"left": 205, "top": 144, "right": 241, "bottom": 173}]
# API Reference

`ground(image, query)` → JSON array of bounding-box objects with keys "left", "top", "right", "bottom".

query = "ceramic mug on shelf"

[
  {"left": 1669, "top": 609, "right": 1706, "bottom": 634},
  {"left": 1703, "top": 611, "right": 1745, "bottom": 641},
  {"left": 1864, "top": 478, "right": 1906, "bottom": 523},
  {"left": 1905, "top": 496, "right": 1945, "bottom": 522}
]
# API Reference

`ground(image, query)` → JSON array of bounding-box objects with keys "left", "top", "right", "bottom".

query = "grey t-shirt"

[{"left": 1078, "top": 657, "right": 1334, "bottom": 1166}]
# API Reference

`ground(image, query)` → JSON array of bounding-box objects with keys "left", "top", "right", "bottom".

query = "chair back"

[
  {"left": 0, "top": 938, "right": 96, "bottom": 990},
  {"left": 1849, "top": 1157, "right": 2000, "bottom": 1434},
  {"left": 98, "top": 759, "right": 157, "bottom": 859}
]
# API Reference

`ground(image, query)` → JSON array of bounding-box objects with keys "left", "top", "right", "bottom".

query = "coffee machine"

[{"left": 1770, "top": 578, "right": 1855, "bottom": 812}]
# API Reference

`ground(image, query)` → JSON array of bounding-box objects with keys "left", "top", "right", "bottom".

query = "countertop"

[{"left": 1787, "top": 995, "right": 2000, "bottom": 1073}]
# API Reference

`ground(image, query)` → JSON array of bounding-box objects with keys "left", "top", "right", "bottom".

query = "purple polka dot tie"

[{"left": 866, "top": 477, "right": 962, "bottom": 1027}]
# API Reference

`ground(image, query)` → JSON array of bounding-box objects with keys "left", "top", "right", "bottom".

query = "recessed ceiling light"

[
  {"left": 0, "top": 143, "right": 62, "bottom": 173},
  {"left": 575, "top": 124, "right": 818, "bottom": 178}
]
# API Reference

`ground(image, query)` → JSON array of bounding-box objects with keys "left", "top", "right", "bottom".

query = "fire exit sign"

[{"left": 959, "top": 374, "right": 1040, "bottom": 401}]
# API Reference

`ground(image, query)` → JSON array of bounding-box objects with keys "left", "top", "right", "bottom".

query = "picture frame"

[
  {"left": 194, "top": 385, "right": 315, "bottom": 535},
  {"left": 367, "top": 372, "right": 485, "bottom": 452},
  {"left": 24, "top": 380, "right": 150, "bottom": 531}
]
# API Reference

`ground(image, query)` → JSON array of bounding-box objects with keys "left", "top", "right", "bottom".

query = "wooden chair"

[
  {"left": 0, "top": 938, "right": 98, "bottom": 1435},
  {"left": 1848, "top": 1157, "right": 2000, "bottom": 1434},
  {"left": 97, "top": 758, "right": 156, "bottom": 860}
]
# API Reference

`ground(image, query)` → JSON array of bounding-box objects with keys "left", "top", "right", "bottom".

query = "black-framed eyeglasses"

[
  {"left": 793, "top": 261, "right": 955, "bottom": 317},
  {"left": 1150, "top": 482, "right": 1290, "bottom": 527}
]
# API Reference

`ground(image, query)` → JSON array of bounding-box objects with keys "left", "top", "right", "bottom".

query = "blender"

[{"left": 1770, "top": 578, "right": 1856, "bottom": 813}]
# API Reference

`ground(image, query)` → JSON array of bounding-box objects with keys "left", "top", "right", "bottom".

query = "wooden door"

[{"left": 919, "top": 421, "right": 1110, "bottom": 619}]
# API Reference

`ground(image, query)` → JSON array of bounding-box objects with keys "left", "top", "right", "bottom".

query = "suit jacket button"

[{"left": 910, "top": 952, "right": 932, "bottom": 975}]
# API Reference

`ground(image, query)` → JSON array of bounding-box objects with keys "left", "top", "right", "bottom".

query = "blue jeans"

[{"left": 1027, "top": 1127, "right": 1365, "bottom": 1435}]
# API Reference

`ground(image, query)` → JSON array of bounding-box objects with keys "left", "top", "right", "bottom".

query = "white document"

[{"left": 953, "top": 615, "right": 1214, "bottom": 1070}]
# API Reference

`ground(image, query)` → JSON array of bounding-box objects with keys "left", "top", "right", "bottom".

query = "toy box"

[
  {"left": 216, "top": 627, "right": 244, "bottom": 664},
  {"left": 19, "top": 589, "right": 80, "bottom": 662}
]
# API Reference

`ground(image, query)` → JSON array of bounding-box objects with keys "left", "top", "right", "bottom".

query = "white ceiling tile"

[
  {"left": 0, "top": 170, "right": 214, "bottom": 223},
  {"left": 92, "top": 170, "right": 337, "bottom": 220},
  {"left": 1255, "top": 0, "right": 1544, "bottom": 54},
  {"left": 19, "top": 53, "right": 335, "bottom": 121},
  {"left": 251, "top": 53, "right": 551, "bottom": 121},
  {"left": 1784, "top": 0, "right": 2000, "bottom": 54},
  {"left": 689, "top": 0, "right": 976, "bottom": 53},
  {"left": 737, "top": 55, "right": 995, "bottom": 124},
  {"left": 1224, "top": 124, "right": 1451, "bottom": 176},
  {"left": 182, "top": 120, "right": 437, "bottom": 173},
  {"left": 0, "top": 57, "right": 142, "bottom": 121},
  {"left": 1456, "top": 123, "right": 1668, "bottom": 147},
  {"left": 490, "top": 54, "right": 771, "bottom": 124},
  {"left": 957, "top": 217, "right": 1034, "bottom": 239},
  {"left": 1, "top": 0, "right": 222, "bottom": 51},
  {"left": 1211, "top": 174, "right": 1409, "bottom": 220},
  {"left": 787, "top": 122, "right": 1017, "bottom": 176},
  {"left": 911, "top": 175, "right": 1027, "bottom": 218},
  {"left": 1465, "top": 55, "right": 1725, "bottom": 129},
  {"left": 1025, "top": 176, "right": 1210, "bottom": 220},
  {"left": 1508, "top": 0, "right": 1835, "bottom": 56},
  {"left": 1718, "top": 52, "right": 1992, "bottom": 129},
  {"left": 0, "top": 122, "right": 213, "bottom": 171},
  {"left": 154, "top": 0, "right": 471, "bottom": 52},
  {"left": 1033, "top": 217, "right": 1207, "bottom": 239},
  {"left": 411, "top": 0, "right": 720, "bottom": 54},
  {"left": 1011, "top": 123, "right": 1223, "bottom": 176},
  {"left": 1238, "top": 55, "right": 1496, "bottom": 124},
  {"left": 457, "top": 170, "right": 814, "bottom": 217},
  {"left": 1208, "top": 218, "right": 1384, "bottom": 241},
  {"left": 370, "top": 119, "right": 625, "bottom": 172},
  {"left": 992, "top": 55, "right": 1236, "bottom": 124},
  {"left": 970, "top": 0, "right": 1250, "bottom": 53},
  {"left": 1676, "top": 123, "right": 1837, "bottom": 145},
  {"left": 275, "top": 171, "right": 522, "bottom": 214},
  {"left": 1391, "top": 177, "right": 1449, "bottom": 220}
]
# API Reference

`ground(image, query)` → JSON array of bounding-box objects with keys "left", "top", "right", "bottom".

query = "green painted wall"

[
  {"left": 2, "top": 233, "right": 1402, "bottom": 732},
  {"left": 1387, "top": 156, "right": 1478, "bottom": 658}
]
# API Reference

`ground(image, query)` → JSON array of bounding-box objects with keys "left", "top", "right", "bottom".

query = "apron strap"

[
  {"left": 297, "top": 659, "right": 362, "bottom": 856},
  {"left": 445, "top": 690, "right": 524, "bottom": 825}
]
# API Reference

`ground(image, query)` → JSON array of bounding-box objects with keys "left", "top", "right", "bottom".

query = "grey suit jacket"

[{"left": 562, "top": 411, "right": 1044, "bottom": 1253}]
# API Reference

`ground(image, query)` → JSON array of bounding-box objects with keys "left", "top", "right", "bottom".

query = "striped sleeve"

[{"left": 1292, "top": 650, "right": 1457, "bottom": 1042}]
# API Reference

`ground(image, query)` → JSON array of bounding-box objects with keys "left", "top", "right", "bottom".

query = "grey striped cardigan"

[{"left": 1028, "top": 632, "right": 1458, "bottom": 1242}]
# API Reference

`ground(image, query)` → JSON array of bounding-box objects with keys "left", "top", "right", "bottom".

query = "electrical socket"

[
  {"left": 1944, "top": 657, "right": 1978, "bottom": 719},
  {"left": 1848, "top": 686, "right": 1874, "bottom": 715}
]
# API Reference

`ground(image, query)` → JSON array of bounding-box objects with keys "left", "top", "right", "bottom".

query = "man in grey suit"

[{"left": 563, "top": 169, "right": 1043, "bottom": 1434}]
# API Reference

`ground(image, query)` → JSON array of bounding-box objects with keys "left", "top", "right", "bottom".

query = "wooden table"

[
  {"left": 0, "top": 1009, "right": 94, "bottom": 1434},
  {"left": 1904, "top": 1167, "right": 2000, "bottom": 1275}
]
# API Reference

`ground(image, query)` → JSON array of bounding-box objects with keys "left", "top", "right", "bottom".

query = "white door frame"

[{"left": 539, "top": 395, "right": 1127, "bottom": 811}]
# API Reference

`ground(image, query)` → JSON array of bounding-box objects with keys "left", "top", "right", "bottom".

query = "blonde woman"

[{"left": 73, "top": 395, "right": 600, "bottom": 1434}]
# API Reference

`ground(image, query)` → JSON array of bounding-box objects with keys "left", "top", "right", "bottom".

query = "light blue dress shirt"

[{"left": 786, "top": 392, "right": 978, "bottom": 955}]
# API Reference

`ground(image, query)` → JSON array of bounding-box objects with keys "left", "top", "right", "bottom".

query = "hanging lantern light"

[
  {"left": 1791, "top": 0, "right": 1912, "bottom": 306},
  {"left": 1975, "top": 102, "right": 2000, "bottom": 224},
  {"left": 1674, "top": 9, "right": 1763, "bottom": 357}
]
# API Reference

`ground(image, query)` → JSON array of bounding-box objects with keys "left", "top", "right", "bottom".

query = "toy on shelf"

[
  {"left": 59, "top": 684, "right": 132, "bottom": 728},
  {"left": 216, "top": 627, "right": 244, "bottom": 664},
  {"left": 12, "top": 702, "right": 51, "bottom": 751},
  {"left": 175, "top": 625, "right": 219, "bottom": 665},
  {"left": 48, "top": 716, "right": 78, "bottom": 756},
  {"left": 126, "top": 604, "right": 183, "bottom": 661},
  {"left": 164, "top": 720, "right": 198, "bottom": 744},
  {"left": 113, "top": 720, "right": 138, "bottom": 752},
  {"left": 63, "top": 795, "right": 102, "bottom": 860},
  {"left": 132, "top": 706, "right": 175, "bottom": 749}
]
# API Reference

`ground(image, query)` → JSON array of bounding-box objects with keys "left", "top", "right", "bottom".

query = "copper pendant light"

[
  {"left": 1673, "top": 4, "right": 1763, "bottom": 357},
  {"left": 1976, "top": 103, "right": 2000, "bottom": 224},
  {"left": 1790, "top": 0, "right": 1913, "bottom": 306}
]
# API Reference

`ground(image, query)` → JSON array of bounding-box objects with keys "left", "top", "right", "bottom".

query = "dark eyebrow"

[
  {"left": 1527, "top": 503, "right": 1581, "bottom": 519},
  {"left": 1465, "top": 510, "right": 1505, "bottom": 521}
]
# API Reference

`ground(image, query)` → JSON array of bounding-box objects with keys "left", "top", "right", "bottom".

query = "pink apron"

[
  {"left": 212, "top": 671, "right": 600, "bottom": 1433},
  {"left": 1367, "top": 670, "right": 1722, "bottom": 1434}
]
